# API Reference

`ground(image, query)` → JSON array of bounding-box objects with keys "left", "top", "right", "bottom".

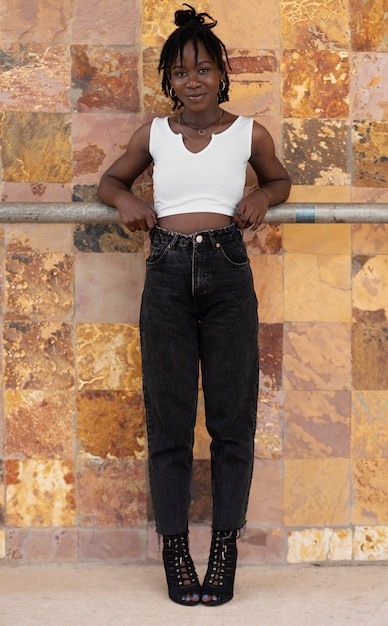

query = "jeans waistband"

[{"left": 150, "top": 223, "right": 242, "bottom": 248}]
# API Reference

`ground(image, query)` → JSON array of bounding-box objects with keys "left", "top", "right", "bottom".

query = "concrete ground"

[{"left": 1, "top": 563, "right": 388, "bottom": 626}]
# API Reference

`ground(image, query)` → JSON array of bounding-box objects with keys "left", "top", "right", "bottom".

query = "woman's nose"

[{"left": 186, "top": 72, "right": 200, "bottom": 86}]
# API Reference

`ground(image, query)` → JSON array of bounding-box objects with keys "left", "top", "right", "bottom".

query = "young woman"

[{"left": 98, "top": 4, "right": 291, "bottom": 607}]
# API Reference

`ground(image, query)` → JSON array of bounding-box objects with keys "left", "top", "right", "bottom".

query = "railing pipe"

[{"left": 0, "top": 203, "right": 388, "bottom": 224}]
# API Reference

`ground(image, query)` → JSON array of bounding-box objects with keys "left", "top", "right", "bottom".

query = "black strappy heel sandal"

[
  {"left": 201, "top": 529, "right": 238, "bottom": 606},
  {"left": 162, "top": 533, "right": 201, "bottom": 606}
]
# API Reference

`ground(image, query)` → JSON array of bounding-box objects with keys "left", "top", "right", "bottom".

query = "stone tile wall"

[{"left": 0, "top": 0, "right": 388, "bottom": 564}]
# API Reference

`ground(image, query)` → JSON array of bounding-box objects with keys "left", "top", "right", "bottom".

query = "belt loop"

[{"left": 168, "top": 233, "right": 179, "bottom": 249}]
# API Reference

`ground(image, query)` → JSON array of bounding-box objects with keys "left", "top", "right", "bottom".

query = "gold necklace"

[{"left": 178, "top": 110, "right": 224, "bottom": 142}]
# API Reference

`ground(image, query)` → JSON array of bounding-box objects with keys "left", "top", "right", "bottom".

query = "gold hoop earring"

[
  {"left": 169, "top": 86, "right": 176, "bottom": 99},
  {"left": 219, "top": 80, "right": 226, "bottom": 92}
]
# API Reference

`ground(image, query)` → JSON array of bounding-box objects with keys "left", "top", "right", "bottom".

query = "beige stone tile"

[
  {"left": 284, "top": 224, "right": 351, "bottom": 254},
  {"left": 211, "top": 0, "right": 280, "bottom": 49},
  {"left": 353, "top": 121, "right": 388, "bottom": 187},
  {"left": 288, "top": 185, "right": 351, "bottom": 203},
  {"left": 284, "top": 390, "right": 351, "bottom": 459},
  {"left": 5, "top": 390, "right": 75, "bottom": 458},
  {"left": 352, "top": 459, "right": 388, "bottom": 524},
  {"left": 79, "top": 528, "right": 146, "bottom": 562},
  {"left": 354, "top": 526, "right": 388, "bottom": 560},
  {"left": 0, "top": 530, "right": 5, "bottom": 559},
  {"left": 255, "top": 390, "right": 283, "bottom": 459},
  {"left": 0, "top": 0, "right": 73, "bottom": 44},
  {"left": 76, "top": 390, "right": 146, "bottom": 460},
  {"left": 284, "top": 459, "right": 350, "bottom": 526},
  {"left": 284, "top": 322, "right": 352, "bottom": 390},
  {"left": 6, "top": 460, "right": 76, "bottom": 527},
  {"left": 287, "top": 528, "right": 353, "bottom": 563},
  {"left": 244, "top": 224, "right": 282, "bottom": 255},
  {"left": 350, "top": 187, "right": 388, "bottom": 202},
  {"left": 6, "top": 528, "right": 78, "bottom": 563},
  {"left": 4, "top": 224, "right": 74, "bottom": 254},
  {"left": 247, "top": 459, "right": 283, "bottom": 525},
  {"left": 73, "top": 0, "right": 140, "bottom": 45},
  {"left": 239, "top": 528, "right": 286, "bottom": 565},
  {"left": 281, "top": 0, "right": 349, "bottom": 49},
  {"left": 352, "top": 225, "right": 388, "bottom": 255},
  {"left": 1, "top": 182, "right": 72, "bottom": 202},
  {"left": 284, "top": 253, "right": 351, "bottom": 322},
  {"left": 251, "top": 255, "right": 284, "bottom": 323},
  {"left": 76, "top": 323, "right": 142, "bottom": 391},
  {"left": 142, "top": 1, "right": 210, "bottom": 46},
  {"left": 352, "top": 391, "right": 388, "bottom": 458},
  {"left": 351, "top": 52, "right": 388, "bottom": 121},
  {"left": 353, "top": 255, "right": 388, "bottom": 321},
  {"left": 75, "top": 253, "right": 145, "bottom": 323}
]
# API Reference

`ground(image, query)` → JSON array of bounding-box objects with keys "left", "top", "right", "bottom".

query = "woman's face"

[{"left": 169, "top": 39, "right": 223, "bottom": 111}]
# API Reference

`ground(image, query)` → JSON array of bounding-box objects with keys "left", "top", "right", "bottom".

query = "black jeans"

[{"left": 140, "top": 224, "right": 258, "bottom": 536}]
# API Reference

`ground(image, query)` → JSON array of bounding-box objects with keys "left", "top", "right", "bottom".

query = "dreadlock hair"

[{"left": 158, "top": 4, "right": 231, "bottom": 110}]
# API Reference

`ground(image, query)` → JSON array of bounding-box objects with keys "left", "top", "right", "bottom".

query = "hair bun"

[{"left": 175, "top": 4, "right": 217, "bottom": 28}]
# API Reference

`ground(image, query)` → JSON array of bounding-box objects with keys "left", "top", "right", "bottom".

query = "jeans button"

[{"left": 195, "top": 235, "right": 203, "bottom": 243}]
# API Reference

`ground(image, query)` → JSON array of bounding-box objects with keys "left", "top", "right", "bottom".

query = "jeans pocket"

[
  {"left": 146, "top": 242, "right": 170, "bottom": 266},
  {"left": 219, "top": 239, "right": 250, "bottom": 267}
]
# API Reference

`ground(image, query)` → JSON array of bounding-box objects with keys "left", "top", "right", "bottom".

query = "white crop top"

[{"left": 149, "top": 115, "right": 253, "bottom": 218}]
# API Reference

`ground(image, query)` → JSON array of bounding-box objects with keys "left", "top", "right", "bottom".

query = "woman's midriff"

[{"left": 157, "top": 212, "right": 232, "bottom": 235}]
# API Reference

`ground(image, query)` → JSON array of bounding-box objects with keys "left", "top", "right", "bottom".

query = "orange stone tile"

[
  {"left": 352, "top": 459, "right": 388, "bottom": 524},
  {"left": 284, "top": 390, "right": 351, "bottom": 458},
  {"left": 3, "top": 321, "right": 75, "bottom": 390},
  {"left": 350, "top": 0, "right": 388, "bottom": 52},
  {"left": 0, "top": 45, "right": 70, "bottom": 112},
  {"left": 251, "top": 255, "right": 284, "bottom": 323},
  {"left": 244, "top": 224, "right": 282, "bottom": 255},
  {"left": 352, "top": 225, "right": 388, "bottom": 255},
  {"left": 284, "top": 459, "right": 350, "bottom": 526},
  {"left": 0, "top": 112, "right": 72, "bottom": 183},
  {"left": 259, "top": 324, "right": 283, "bottom": 392},
  {"left": 142, "top": 1, "right": 209, "bottom": 47},
  {"left": 71, "top": 45, "right": 140, "bottom": 112},
  {"left": 352, "top": 323, "right": 388, "bottom": 389},
  {"left": 193, "top": 391, "right": 211, "bottom": 460},
  {"left": 5, "top": 252, "right": 74, "bottom": 321},
  {"left": 284, "top": 323, "right": 352, "bottom": 390},
  {"left": 211, "top": 0, "right": 280, "bottom": 49},
  {"left": 76, "top": 390, "right": 146, "bottom": 459},
  {"left": 353, "top": 255, "right": 388, "bottom": 322},
  {"left": 288, "top": 185, "right": 351, "bottom": 203},
  {"left": 76, "top": 323, "right": 142, "bottom": 391},
  {"left": 6, "top": 460, "right": 76, "bottom": 527},
  {"left": 282, "top": 50, "right": 349, "bottom": 118},
  {"left": 352, "top": 391, "right": 388, "bottom": 457},
  {"left": 353, "top": 121, "right": 388, "bottom": 187},
  {"left": 255, "top": 390, "right": 283, "bottom": 460},
  {"left": 281, "top": 0, "right": 350, "bottom": 49},
  {"left": 77, "top": 459, "right": 147, "bottom": 527},
  {"left": 284, "top": 224, "right": 351, "bottom": 255},
  {"left": 5, "top": 390, "right": 75, "bottom": 458},
  {"left": 75, "top": 252, "right": 145, "bottom": 323},
  {"left": 73, "top": 224, "right": 144, "bottom": 253}
]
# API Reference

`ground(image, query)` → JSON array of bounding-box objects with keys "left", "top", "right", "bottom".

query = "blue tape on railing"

[{"left": 295, "top": 205, "right": 316, "bottom": 223}]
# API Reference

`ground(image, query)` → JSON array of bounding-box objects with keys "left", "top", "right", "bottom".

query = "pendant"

[{"left": 198, "top": 128, "right": 206, "bottom": 136}]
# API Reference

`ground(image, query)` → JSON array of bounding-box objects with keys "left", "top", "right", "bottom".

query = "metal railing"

[{"left": 0, "top": 203, "right": 388, "bottom": 223}]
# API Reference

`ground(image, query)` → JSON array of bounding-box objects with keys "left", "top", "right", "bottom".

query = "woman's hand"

[
  {"left": 233, "top": 187, "right": 270, "bottom": 230},
  {"left": 114, "top": 190, "right": 157, "bottom": 232}
]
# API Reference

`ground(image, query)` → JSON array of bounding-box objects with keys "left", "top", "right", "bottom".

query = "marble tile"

[
  {"left": 73, "top": 224, "right": 144, "bottom": 253},
  {"left": 244, "top": 224, "right": 282, "bottom": 255},
  {"left": 0, "top": 112, "right": 72, "bottom": 183},
  {"left": 284, "top": 254, "right": 351, "bottom": 322},
  {"left": 351, "top": 53, "right": 388, "bottom": 121},
  {"left": 0, "top": 0, "right": 73, "bottom": 44},
  {"left": 5, "top": 224, "right": 74, "bottom": 254},
  {"left": 211, "top": 1, "right": 280, "bottom": 49},
  {"left": 352, "top": 225, "right": 388, "bottom": 255},
  {"left": 283, "top": 224, "right": 351, "bottom": 254},
  {"left": 280, "top": 0, "right": 349, "bottom": 49},
  {"left": 0, "top": 44, "right": 70, "bottom": 112},
  {"left": 354, "top": 526, "right": 388, "bottom": 561},
  {"left": 75, "top": 253, "right": 145, "bottom": 323},
  {"left": 350, "top": 187, "right": 388, "bottom": 203},
  {"left": 73, "top": 0, "right": 140, "bottom": 45},
  {"left": 284, "top": 459, "right": 350, "bottom": 526},
  {"left": 3, "top": 321, "right": 75, "bottom": 390},
  {"left": 353, "top": 121, "right": 388, "bottom": 187},
  {"left": 283, "top": 120, "right": 350, "bottom": 186},
  {"left": 5, "top": 390, "right": 75, "bottom": 458},
  {"left": 281, "top": 51, "right": 349, "bottom": 118},
  {"left": 0, "top": 530, "right": 5, "bottom": 559},
  {"left": 350, "top": 0, "right": 388, "bottom": 52},
  {"left": 6, "top": 528, "right": 78, "bottom": 563},
  {"left": 255, "top": 390, "right": 283, "bottom": 459},
  {"left": 76, "top": 323, "right": 142, "bottom": 391},
  {"left": 1, "top": 182, "right": 72, "bottom": 202},
  {"left": 239, "top": 528, "right": 286, "bottom": 565},
  {"left": 76, "top": 390, "right": 146, "bottom": 459},
  {"left": 284, "top": 323, "right": 352, "bottom": 390},
  {"left": 142, "top": 1, "right": 210, "bottom": 47},
  {"left": 352, "top": 459, "right": 388, "bottom": 524},
  {"left": 353, "top": 255, "right": 388, "bottom": 322},
  {"left": 247, "top": 459, "right": 283, "bottom": 524},
  {"left": 284, "top": 391, "right": 351, "bottom": 458},
  {"left": 79, "top": 528, "right": 146, "bottom": 562},
  {"left": 352, "top": 323, "right": 388, "bottom": 389},
  {"left": 352, "top": 391, "right": 388, "bottom": 457},
  {"left": 251, "top": 255, "right": 283, "bottom": 323},
  {"left": 189, "top": 460, "right": 212, "bottom": 524},
  {"left": 6, "top": 460, "right": 76, "bottom": 527},
  {"left": 259, "top": 323, "right": 283, "bottom": 392},
  {"left": 77, "top": 459, "right": 147, "bottom": 527},
  {"left": 5, "top": 252, "right": 74, "bottom": 321},
  {"left": 71, "top": 45, "right": 140, "bottom": 112},
  {"left": 287, "top": 528, "right": 353, "bottom": 563}
]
